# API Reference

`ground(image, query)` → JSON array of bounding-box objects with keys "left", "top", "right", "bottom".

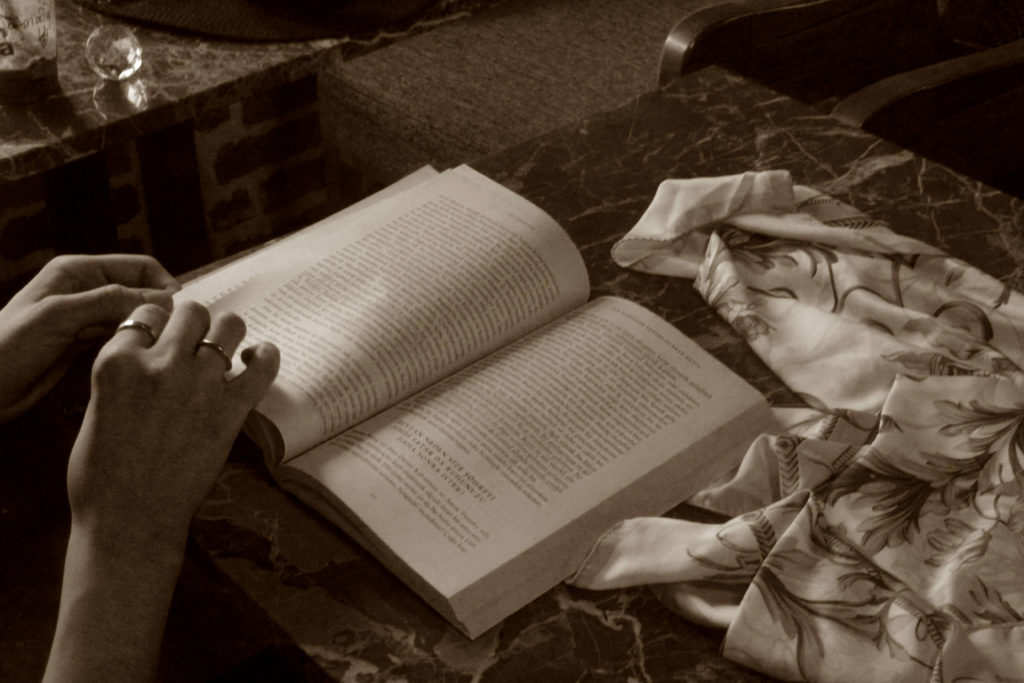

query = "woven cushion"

[{"left": 320, "top": 0, "right": 720, "bottom": 185}]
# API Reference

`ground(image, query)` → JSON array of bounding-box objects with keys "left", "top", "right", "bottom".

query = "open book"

[{"left": 177, "top": 166, "right": 774, "bottom": 638}]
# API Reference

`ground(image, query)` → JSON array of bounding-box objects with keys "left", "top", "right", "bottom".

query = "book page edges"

[
  {"left": 444, "top": 394, "right": 775, "bottom": 637},
  {"left": 273, "top": 393, "right": 774, "bottom": 638},
  {"left": 272, "top": 467, "right": 474, "bottom": 635},
  {"left": 244, "top": 410, "right": 286, "bottom": 468}
]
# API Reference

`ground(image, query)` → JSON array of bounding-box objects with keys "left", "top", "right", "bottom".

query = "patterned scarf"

[{"left": 569, "top": 171, "right": 1024, "bottom": 681}]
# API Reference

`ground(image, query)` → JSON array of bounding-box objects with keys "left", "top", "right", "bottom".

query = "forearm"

[
  {"left": 43, "top": 522, "right": 186, "bottom": 682},
  {"left": 42, "top": 298, "right": 278, "bottom": 681}
]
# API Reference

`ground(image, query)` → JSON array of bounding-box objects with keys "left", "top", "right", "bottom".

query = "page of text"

[
  {"left": 285, "top": 297, "right": 763, "bottom": 596},
  {"left": 175, "top": 166, "right": 589, "bottom": 460}
]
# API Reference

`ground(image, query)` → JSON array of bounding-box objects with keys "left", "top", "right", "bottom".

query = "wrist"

[
  {"left": 45, "top": 515, "right": 187, "bottom": 682},
  {"left": 69, "top": 511, "right": 189, "bottom": 573}
]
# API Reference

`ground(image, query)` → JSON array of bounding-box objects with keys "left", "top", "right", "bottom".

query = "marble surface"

[
  {"left": 186, "top": 67, "right": 1024, "bottom": 681},
  {"left": 0, "top": 0, "right": 492, "bottom": 182},
  {"left": 6, "top": 65, "right": 1024, "bottom": 682},
  {"left": 478, "top": 66, "right": 1024, "bottom": 395}
]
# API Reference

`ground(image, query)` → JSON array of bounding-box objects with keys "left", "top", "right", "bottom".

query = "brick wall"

[
  {"left": 195, "top": 75, "right": 340, "bottom": 260},
  {"left": 0, "top": 174, "right": 53, "bottom": 290}
]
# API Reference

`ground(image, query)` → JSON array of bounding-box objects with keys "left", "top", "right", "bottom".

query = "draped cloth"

[{"left": 568, "top": 171, "right": 1024, "bottom": 681}]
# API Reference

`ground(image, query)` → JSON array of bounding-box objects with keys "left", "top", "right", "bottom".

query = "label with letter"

[{"left": 0, "top": 0, "right": 58, "bottom": 103}]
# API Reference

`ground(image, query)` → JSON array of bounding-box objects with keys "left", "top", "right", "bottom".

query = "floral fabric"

[{"left": 570, "top": 171, "right": 1024, "bottom": 681}]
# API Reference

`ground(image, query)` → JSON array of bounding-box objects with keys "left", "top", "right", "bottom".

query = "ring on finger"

[
  {"left": 196, "top": 338, "right": 232, "bottom": 372},
  {"left": 115, "top": 319, "right": 158, "bottom": 345}
]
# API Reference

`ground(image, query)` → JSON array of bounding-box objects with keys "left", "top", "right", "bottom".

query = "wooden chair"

[
  {"left": 660, "top": 0, "right": 1024, "bottom": 197},
  {"left": 832, "top": 38, "right": 1024, "bottom": 196}
]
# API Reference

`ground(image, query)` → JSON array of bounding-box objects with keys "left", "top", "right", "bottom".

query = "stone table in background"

[{"left": 0, "top": 0, "right": 495, "bottom": 289}]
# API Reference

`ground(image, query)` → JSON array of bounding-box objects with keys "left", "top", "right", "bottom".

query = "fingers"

[
  {"left": 232, "top": 342, "right": 280, "bottom": 406},
  {"left": 104, "top": 304, "right": 171, "bottom": 353},
  {"left": 48, "top": 283, "right": 175, "bottom": 345},
  {"left": 103, "top": 299, "right": 278, "bottom": 410},
  {"left": 194, "top": 312, "right": 246, "bottom": 373},
  {"left": 135, "top": 301, "right": 267, "bottom": 381},
  {"left": 111, "top": 254, "right": 179, "bottom": 292},
  {"left": 155, "top": 303, "right": 279, "bottom": 410},
  {"left": 157, "top": 300, "right": 210, "bottom": 352},
  {"left": 156, "top": 302, "right": 238, "bottom": 375},
  {"left": 63, "top": 254, "right": 180, "bottom": 292}
]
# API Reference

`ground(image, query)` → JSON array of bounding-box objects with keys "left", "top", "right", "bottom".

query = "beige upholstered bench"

[{"left": 318, "top": 0, "right": 728, "bottom": 191}]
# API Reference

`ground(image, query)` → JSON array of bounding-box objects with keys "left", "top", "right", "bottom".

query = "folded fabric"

[{"left": 572, "top": 171, "right": 1024, "bottom": 681}]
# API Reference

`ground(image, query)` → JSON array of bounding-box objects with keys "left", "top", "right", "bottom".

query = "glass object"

[
  {"left": 0, "top": 0, "right": 59, "bottom": 104},
  {"left": 92, "top": 77, "right": 148, "bottom": 115},
  {"left": 85, "top": 25, "right": 142, "bottom": 81}
]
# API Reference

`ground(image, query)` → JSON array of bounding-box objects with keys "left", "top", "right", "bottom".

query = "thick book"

[{"left": 176, "top": 165, "right": 774, "bottom": 638}]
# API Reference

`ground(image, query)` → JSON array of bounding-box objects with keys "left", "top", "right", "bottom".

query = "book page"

[
  {"left": 175, "top": 166, "right": 590, "bottom": 461},
  {"left": 180, "top": 165, "right": 440, "bottom": 311},
  {"left": 280, "top": 296, "right": 766, "bottom": 599}
]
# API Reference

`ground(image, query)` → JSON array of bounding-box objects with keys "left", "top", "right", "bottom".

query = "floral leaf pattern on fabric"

[
  {"left": 825, "top": 451, "right": 943, "bottom": 554},
  {"left": 958, "top": 576, "right": 1024, "bottom": 625},
  {"left": 934, "top": 398, "right": 1024, "bottom": 476},
  {"left": 589, "top": 171, "right": 1024, "bottom": 681},
  {"left": 733, "top": 500, "right": 943, "bottom": 681}
]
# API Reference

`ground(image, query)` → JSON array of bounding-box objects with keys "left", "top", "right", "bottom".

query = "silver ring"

[
  {"left": 196, "top": 338, "right": 232, "bottom": 371},
  {"left": 115, "top": 319, "right": 157, "bottom": 345}
]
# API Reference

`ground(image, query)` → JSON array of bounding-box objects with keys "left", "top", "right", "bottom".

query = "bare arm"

[{"left": 43, "top": 300, "right": 279, "bottom": 682}]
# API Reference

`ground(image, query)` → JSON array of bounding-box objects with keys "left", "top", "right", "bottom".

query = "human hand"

[
  {"left": 46, "top": 301, "right": 278, "bottom": 682},
  {"left": 66, "top": 300, "right": 280, "bottom": 560},
  {"left": 0, "top": 254, "right": 180, "bottom": 423}
]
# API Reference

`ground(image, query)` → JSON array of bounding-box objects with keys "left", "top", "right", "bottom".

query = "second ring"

[{"left": 196, "top": 338, "right": 232, "bottom": 371}]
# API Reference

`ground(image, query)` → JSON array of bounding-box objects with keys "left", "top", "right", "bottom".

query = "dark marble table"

[
  {"left": 0, "top": 0, "right": 498, "bottom": 304},
  {"left": 0, "top": 0, "right": 487, "bottom": 183},
  {"left": 1, "top": 0, "right": 320, "bottom": 181},
  {"left": 4, "top": 65, "right": 1023, "bottom": 682}
]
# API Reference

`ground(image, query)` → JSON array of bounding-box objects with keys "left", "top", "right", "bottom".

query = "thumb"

[{"left": 47, "top": 284, "right": 175, "bottom": 340}]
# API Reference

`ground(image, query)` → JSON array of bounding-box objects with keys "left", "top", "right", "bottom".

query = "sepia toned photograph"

[{"left": 2, "top": 1, "right": 1023, "bottom": 681}]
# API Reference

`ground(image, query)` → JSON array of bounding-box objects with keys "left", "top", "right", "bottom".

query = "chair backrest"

[
  {"left": 661, "top": 0, "right": 969, "bottom": 107},
  {"left": 832, "top": 36, "right": 1024, "bottom": 197},
  {"left": 937, "top": 0, "right": 1024, "bottom": 49},
  {"left": 659, "top": 0, "right": 1024, "bottom": 198}
]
